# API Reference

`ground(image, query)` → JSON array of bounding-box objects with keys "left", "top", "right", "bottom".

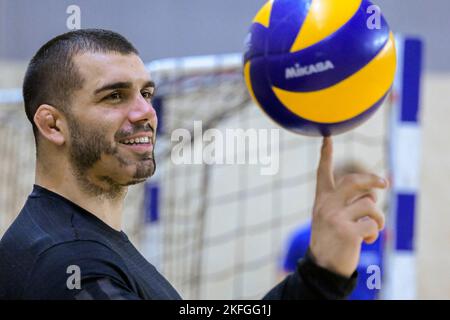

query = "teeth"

[{"left": 121, "top": 137, "right": 151, "bottom": 145}]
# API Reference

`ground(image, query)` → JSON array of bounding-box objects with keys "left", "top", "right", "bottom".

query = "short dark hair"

[{"left": 23, "top": 28, "right": 139, "bottom": 144}]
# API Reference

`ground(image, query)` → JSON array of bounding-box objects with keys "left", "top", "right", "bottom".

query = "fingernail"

[{"left": 379, "top": 178, "right": 386, "bottom": 186}]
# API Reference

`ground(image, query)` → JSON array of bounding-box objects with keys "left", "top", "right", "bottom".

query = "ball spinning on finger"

[{"left": 243, "top": 0, "right": 397, "bottom": 136}]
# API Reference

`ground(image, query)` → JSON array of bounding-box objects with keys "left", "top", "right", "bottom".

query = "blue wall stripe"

[
  {"left": 153, "top": 96, "right": 164, "bottom": 135},
  {"left": 401, "top": 39, "right": 423, "bottom": 123},
  {"left": 395, "top": 193, "right": 416, "bottom": 250},
  {"left": 144, "top": 183, "right": 160, "bottom": 223}
]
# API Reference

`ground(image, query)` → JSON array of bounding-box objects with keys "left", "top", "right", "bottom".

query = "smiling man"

[{"left": 0, "top": 29, "right": 387, "bottom": 300}]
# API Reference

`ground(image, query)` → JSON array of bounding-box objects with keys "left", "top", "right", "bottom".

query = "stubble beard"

[{"left": 67, "top": 114, "right": 156, "bottom": 199}]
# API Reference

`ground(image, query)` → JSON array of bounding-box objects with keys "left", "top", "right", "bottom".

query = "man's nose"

[{"left": 128, "top": 94, "right": 157, "bottom": 126}]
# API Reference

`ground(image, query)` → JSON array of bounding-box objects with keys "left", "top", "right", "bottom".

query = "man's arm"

[
  {"left": 74, "top": 277, "right": 141, "bottom": 300},
  {"left": 263, "top": 248, "right": 357, "bottom": 300}
]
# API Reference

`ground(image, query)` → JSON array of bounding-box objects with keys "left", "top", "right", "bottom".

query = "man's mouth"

[
  {"left": 120, "top": 136, "right": 151, "bottom": 145},
  {"left": 118, "top": 134, "right": 154, "bottom": 154}
]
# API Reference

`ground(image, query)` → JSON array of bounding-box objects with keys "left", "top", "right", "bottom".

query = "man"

[{"left": 0, "top": 29, "right": 387, "bottom": 299}]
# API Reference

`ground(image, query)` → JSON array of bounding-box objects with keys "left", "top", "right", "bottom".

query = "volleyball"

[{"left": 243, "top": 0, "right": 397, "bottom": 136}]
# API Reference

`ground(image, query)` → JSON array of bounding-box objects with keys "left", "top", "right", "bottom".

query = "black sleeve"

[
  {"left": 22, "top": 240, "right": 140, "bottom": 300},
  {"left": 74, "top": 277, "right": 141, "bottom": 300},
  {"left": 263, "top": 248, "right": 358, "bottom": 300}
]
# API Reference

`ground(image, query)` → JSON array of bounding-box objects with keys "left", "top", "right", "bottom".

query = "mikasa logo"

[{"left": 285, "top": 60, "right": 335, "bottom": 79}]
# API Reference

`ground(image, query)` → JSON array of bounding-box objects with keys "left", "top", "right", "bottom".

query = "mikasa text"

[{"left": 285, "top": 60, "right": 335, "bottom": 79}]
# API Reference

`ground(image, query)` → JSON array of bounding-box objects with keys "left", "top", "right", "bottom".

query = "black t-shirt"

[{"left": 0, "top": 185, "right": 357, "bottom": 300}]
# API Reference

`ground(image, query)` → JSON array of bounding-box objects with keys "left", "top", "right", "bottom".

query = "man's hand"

[{"left": 309, "top": 137, "right": 388, "bottom": 278}]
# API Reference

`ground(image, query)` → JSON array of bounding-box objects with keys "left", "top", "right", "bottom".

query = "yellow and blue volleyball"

[{"left": 243, "top": 0, "right": 397, "bottom": 136}]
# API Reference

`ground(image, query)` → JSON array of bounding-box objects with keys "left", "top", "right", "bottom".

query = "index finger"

[{"left": 316, "top": 137, "right": 335, "bottom": 194}]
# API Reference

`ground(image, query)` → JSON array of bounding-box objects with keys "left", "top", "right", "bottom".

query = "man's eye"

[
  {"left": 141, "top": 90, "right": 154, "bottom": 100},
  {"left": 106, "top": 92, "right": 122, "bottom": 101}
]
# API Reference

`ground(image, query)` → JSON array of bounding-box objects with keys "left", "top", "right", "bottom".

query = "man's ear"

[{"left": 33, "top": 104, "right": 67, "bottom": 146}]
